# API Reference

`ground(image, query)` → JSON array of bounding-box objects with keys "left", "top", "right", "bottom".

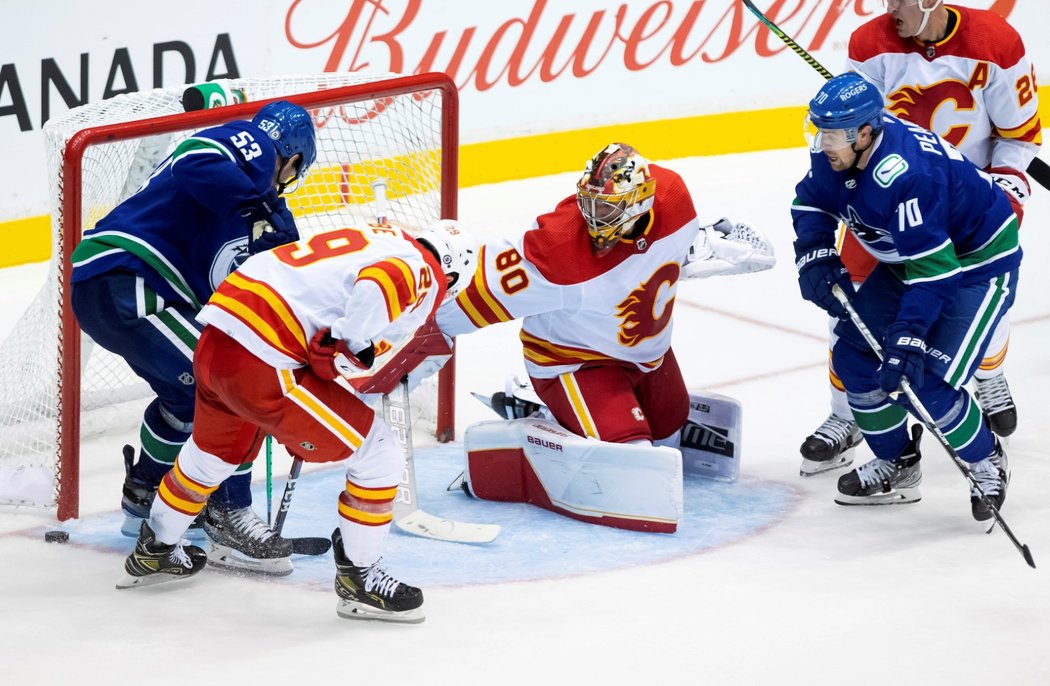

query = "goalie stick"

[
  {"left": 386, "top": 377, "right": 501, "bottom": 543},
  {"left": 831, "top": 285, "right": 1035, "bottom": 569},
  {"left": 367, "top": 178, "right": 497, "bottom": 542},
  {"left": 740, "top": 0, "right": 1050, "bottom": 191}
]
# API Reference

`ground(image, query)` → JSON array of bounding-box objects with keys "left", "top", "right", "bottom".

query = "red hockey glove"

[
  {"left": 308, "top": 329, "right": 374, "bottom": 381},
  {"left": 349, "top": 319, "right": 453, "bottom": 395}
]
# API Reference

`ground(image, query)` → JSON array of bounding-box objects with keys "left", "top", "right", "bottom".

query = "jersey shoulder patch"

[{"left": 873, "top": 154, "right": 909, "bottom": 188}]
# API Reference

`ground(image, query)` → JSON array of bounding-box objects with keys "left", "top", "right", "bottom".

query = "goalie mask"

[
  {"left": 415, "top": 219, "right": 479, "bottom": 301},
  {"left": 576, "top": 143, "right": 656, "bottom": 256}
]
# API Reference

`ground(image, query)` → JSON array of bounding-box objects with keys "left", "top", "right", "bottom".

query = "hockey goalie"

[{"left": 436, "top": 142, "right": 775, "bottom": 533}]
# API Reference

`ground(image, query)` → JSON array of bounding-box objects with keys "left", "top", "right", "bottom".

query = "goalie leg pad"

[
  {"left": 464, "top": 418, "right": 683, "bottom": 533},
  {"left": 659, "top": 392, "right": 742, "bottom": 482}
]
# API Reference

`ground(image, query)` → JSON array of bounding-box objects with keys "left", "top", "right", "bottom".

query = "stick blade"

[
  {"left": 394, "top": 509, "right": 501, "bottom": 544},
  {"left": 1022, "top": 544, "right": 1036, "bottom": 569}
]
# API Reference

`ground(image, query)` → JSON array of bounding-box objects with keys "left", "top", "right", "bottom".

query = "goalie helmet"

[
  {"left": 807, "top": 73, "right": 884, "bottom": 146},
  {"left": 576, "top": 143, "right": 656, "bottom": 256},
  {"left": 416, "top": 219, "right": 479, "bottom": 300},
  {"left": 252, "top": 100, "right": 317, "bottom": 181}
]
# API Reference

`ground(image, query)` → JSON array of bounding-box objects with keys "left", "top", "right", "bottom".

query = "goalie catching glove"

[
  {"left": 308, "top": 329, "right": 375, "bottom": 381},
  {"left": 682, "top": 217, "right": 776, "bottom": 279}
]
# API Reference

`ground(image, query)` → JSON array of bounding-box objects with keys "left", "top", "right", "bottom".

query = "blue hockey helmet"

[
  {"left": 252, "top": 100, "right": 317, "bottom": 180},
  {"left": 807, "top": 73, "right": 884, "bottom": 144}
]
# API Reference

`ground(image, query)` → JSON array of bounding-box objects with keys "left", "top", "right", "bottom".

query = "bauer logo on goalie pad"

[{"left": 526, "top": 435, "right": 563, "bottom": 452}]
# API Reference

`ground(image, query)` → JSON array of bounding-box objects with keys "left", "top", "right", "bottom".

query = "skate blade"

[
  {"left": 206, "top": 543, "right": 294, "bottom": 577},
  {"left": 115, "top": 571, "right": 199, "bottom": 590},
  {"left": 336, "top": 599, "right": 425, "bottom": 624},
  {"left": 834, "top": 488, "right": 921, "bottom": 506},
  {"left": 799, "top": 451, "right": 855, "bottom": 477}
]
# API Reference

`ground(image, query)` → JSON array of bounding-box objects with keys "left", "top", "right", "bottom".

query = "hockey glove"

[
  {"left": 795, "top": 246, "right": 855, "bottom": 319},
  {"left": 308, "top": 328, "right": 375, "bottom": 381},
  {"left": 682, "top": 218, "right": 776, "bottom": 279},
  {"left": 987, "top": 166, "right": 1030, "bottom": 207},
  {"left": 244, "top": 194, "right": 300, "bottom": 254},
  {"left": 877, "top": 322, "right": 926, "bottom": 394}
]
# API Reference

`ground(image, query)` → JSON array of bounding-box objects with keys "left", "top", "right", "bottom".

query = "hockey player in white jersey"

[
  {"left": 798, "top": 0, "right": 1042, "bottom": 475},
  {"left": 437, "top": 142, "right": 774, "bottom": 530},
  {"left": 118, "top": 219, "right": 477, "bottom": 624}
]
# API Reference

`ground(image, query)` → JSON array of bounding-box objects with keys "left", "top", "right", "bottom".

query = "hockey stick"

[
  {"left": 385, "top": 377, "right": 501, "bottom": 543},
  {"left": 270, "top": 456, "right": 332, "bottom": 556},
  {"left": 831, "top": 285, "right": 1035, "bottom": 568},
  {"left": 740, "top": 0, "right": 1050, "bottom": 191},
  {"left": 265, "top": 435, "right": 273, "bottom": 525}
]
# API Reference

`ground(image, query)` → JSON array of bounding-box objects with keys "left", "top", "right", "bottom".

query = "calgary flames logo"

[
  {"left": 615, "top": 263, "right": 679, "bottom": 347},
  {"left": 887, "top": 80, "right": 977, "bottom": 147}
]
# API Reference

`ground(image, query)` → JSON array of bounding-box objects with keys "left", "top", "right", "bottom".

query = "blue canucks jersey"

[
  {"left": 71, "top": 120, "right": 282, "bottom": 308},
  {"left": 792, "top": 114, "right": 1020, "bottom": 333}
]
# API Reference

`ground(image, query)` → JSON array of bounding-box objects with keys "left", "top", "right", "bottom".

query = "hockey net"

[{"left": 0, "top": 72, "right": 459, "bottom": 520}]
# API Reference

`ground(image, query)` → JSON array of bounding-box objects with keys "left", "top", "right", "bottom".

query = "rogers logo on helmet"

[{"left": 840, "top": 83, "right": 869, "bottom": 100}]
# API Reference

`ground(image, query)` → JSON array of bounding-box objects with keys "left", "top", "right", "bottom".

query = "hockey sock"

[
  {"left": 208, "top": 468, "right": 254, "bottom": 510},
  {"left": 337, "top": 478, "right": 397, "bottom": 567},
  {"left": 936, "top": 393, "right": 994, "bottom": 463},
  {"left": 135, "top": 399, "right": 192, "bottom": 485},
  {"left": 153, "top": 461, "right": 219, "bottom": 545},
  {"left": 850, "top": 398, "right": 908, "bottom": 460}
]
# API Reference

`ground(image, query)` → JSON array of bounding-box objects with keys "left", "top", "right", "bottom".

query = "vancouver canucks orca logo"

[
  {"left": 210, "top": 238, "right": 251, "bottom": 290},
  {"left": 843, "top": 206, "right": 896, "bottom": 256}
]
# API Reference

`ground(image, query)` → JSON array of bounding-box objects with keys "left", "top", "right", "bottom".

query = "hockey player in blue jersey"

[
  {"left": 791, "top": 73, "right": 1018, "bottom": 521},
  {"left": 69, "top": 100, "right": 316, "bottom": 573}
]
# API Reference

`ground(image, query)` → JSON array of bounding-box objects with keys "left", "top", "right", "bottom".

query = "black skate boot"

[
  {"left": 836, "top": 424, "right": 923, "bottom": 505},
  {"left": 799, "top": 413, "right": 863, "bottom": 476},
  {"left": 970, "top": 439, "right": 1010, "bottom": 525},
  {"left": 120, "top": 445, "right": 205, "bottom": 539},
  {"left": 974, "top": 374, "right": 1017, "bottom": 438},
  {"left": 489, "top": 391, "right": 541, "bottom": 420},
  {"left": 116, "top": 520, "right": 207, "bottom": 589},
  {"left": 120, "top": 445, "right": 158, "bottom": 537},
  {"left": 332, "top": 528, "right": 424, "bottom": 623},
  {"left": 203, "top": 504, "right": 293, "bottom": 576}
]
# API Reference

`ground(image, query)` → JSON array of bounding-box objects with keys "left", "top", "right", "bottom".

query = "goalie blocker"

[{"left": 462, "top": 392, "right": 741, "bottom": 533}]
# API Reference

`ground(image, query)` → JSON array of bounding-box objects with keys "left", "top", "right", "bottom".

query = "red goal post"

[{"left": 5, "top": 72, "right": 459, "bottom": 521}]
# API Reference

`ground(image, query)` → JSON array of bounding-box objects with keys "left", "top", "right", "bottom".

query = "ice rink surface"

[{"left": 2, "top": 147, "right": 1049, "bottom": 685}]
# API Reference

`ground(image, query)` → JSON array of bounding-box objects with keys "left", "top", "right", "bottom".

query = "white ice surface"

[{"left": 2, "top": 147, "right": 1050, "bottom": 684}]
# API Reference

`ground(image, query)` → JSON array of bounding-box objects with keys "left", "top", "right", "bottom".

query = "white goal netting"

[{"left": 0, "top": 72, "right": 457, "bottom": 517}]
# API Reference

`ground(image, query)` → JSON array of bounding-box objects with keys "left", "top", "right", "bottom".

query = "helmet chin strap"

[
  {"left": 847, "top": 133, "right": 876, "bottom": 172},
  {"left": 911, "top": 0, "right": 943, "bottom": 37}
]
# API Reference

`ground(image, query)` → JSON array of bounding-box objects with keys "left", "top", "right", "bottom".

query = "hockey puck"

[{"left": 44, "top": 530, "right": 69, "bottom": 543}]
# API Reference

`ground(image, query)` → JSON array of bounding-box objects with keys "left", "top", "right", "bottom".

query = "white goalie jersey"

[{"left": 436, "top": 164, "right": 700, "bottom": 379}]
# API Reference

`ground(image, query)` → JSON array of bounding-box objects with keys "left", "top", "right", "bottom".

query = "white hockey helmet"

[{"left": 415, "top": 219, "right": 479, "bottom": 300}]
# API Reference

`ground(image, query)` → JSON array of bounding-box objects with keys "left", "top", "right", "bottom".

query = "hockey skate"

[
  {"left": 472, "top": 375, "right": 544, "bottom": 421},
  {"left": 799, "top": 413, "right": 863, "bottom": 476},
  {"left": 835, "top": 425, "right": 923, "bottom": 505},
  {"left": 116, "top": 520, "right": 207, "bottom": 589},
  {"left": 970, "top": 439, "right": 1010, "bottom": 527},
  {"left": 120, "top": 445, "right": 204, "bottom": 540},
  {"left": 973, "top": 373, "right": 1017, "bottom": 438},
  {"left": 203, "top": 504, "right": 293, "bottom": 576},
  {"left": 332, "top": 528, "right": 424, "bottom": 624}
]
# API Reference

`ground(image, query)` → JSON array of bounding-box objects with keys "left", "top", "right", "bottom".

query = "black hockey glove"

[{"left": 795, "top": 246, "right": 855, "bottom": 319}]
